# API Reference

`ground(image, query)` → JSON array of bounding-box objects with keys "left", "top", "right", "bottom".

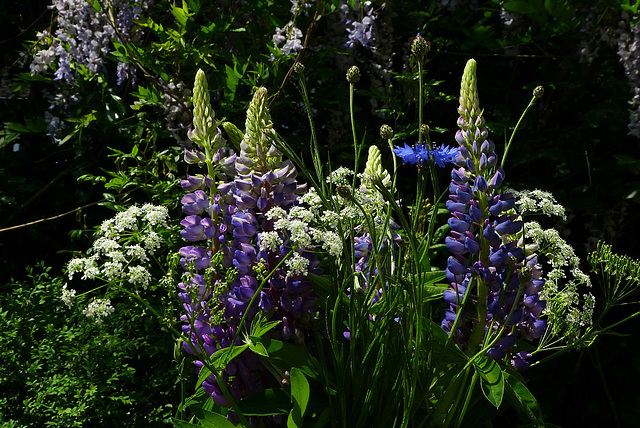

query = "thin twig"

[
  {"left": 268, "top": 0, "right": 324, "bottom": 109},
  {"left": 0, "top": 200, "right": 104, "bottom": 233}
]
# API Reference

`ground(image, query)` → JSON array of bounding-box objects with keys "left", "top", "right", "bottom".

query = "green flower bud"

[
  {"left": 363, "top": 145, "right": 391, "bottom": 187},
  {"left": 411, "top": 34, "right": 430, "bottom": 59},
  {"left": 421, "top": 124, "right": 430, "bottom": 136},
  {"left": 222, "top": 121, "right": 244, "bottom": 151},
  {"left": 190, "top": 69, "right": 224, "bottom": 151},
  {"left": 459, "top": 59, "right": 479, "bottom": 116},
  {"left": 379, "top": 124, "right": 394, "bottom": 139},
  {"left": 294, "top": 62, "right": 305, "bottom": 74},
  {"left": 241, "top": 87, "right": 283, "bottom": 173},
  {"left": 346, "top": 65, "right": 360, "bottom": 83},
  {"left": 533, "top": 86, "right": 544, "bottom": 100}
]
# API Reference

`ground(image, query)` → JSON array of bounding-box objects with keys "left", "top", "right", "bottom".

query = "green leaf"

[
  {"left": 208, "top": 344, "right": 249, "bottom": 371},
  {"left": 287, "top": 368, "right": 310, "bottom": 428},
  {"left": 503, "top": 1, "right": 538, "bottom": 16},
  {"left": 423, "top": 284, "right": 448, "bottom": 301},
  {"left": 191, "top": 408, "right": 236, "bottom": 428},
  {"left": 473, "top": 355, "right": 504, "bottom": 408},
  {"left": 224, "top": 64, "right": 240, "bottom": 102},
  {"left": 249, "top": 337, "right": 322, "bottom": 382},
  {"left": 250, "top": 315, "right": 281, "bottom": 338},
  {"left": 237, "top": 388, "right": 291, "bottom": 416},
  {"left": 172, "top": 419, "right": 201, "bottom": 428},
  {"left": 248, "top": 337, "right": 269, "bottom": 357},
  {"left": 504, "top": 372, "right": 545, "bottom": 424}
]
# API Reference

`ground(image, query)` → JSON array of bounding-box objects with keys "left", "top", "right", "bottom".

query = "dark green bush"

[{"left": 0, "top": 263, "right": 177, "bottom": 427}]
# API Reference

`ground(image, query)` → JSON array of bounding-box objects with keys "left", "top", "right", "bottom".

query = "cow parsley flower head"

[
  {"left": 511, "top": 189, "right": 567, "bottom": 220},
  {"left": 128, "top": 265, "right": 153, "bottom": 289},
  {"left": 83, "top": 298, "right": 115, "bottom": 324},
  {"left": 285, "top": 252, "right": 310, "bottom": 278},
  {"left": 61, "top": 284, "right": 76, "bottom": 309}
]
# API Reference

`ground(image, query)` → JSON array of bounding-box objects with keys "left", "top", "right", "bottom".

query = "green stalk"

[
  {"left": 297, "top": 68, "right": 327, "bottom": 196},
  {"left": 501, "top": 92, "right": 538, "bottom": 169},
  {"left": 349, "top": 80, "right": 364, "bottom": 187}
]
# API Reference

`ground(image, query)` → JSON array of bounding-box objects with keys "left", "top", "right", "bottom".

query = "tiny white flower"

[
  {"left": 99, "top": 218, "right": 118, "bottom": 238},
  {"left": 141, "top": 231, "right": 163, "bottom": 252},
  {"left": 61, "top": 284, "right": 76, "bottom": 309},
  {"left": 288, "top": 206, "right": 315, "bottom": 223},
  {"left": 114, "top": 206, "right": 141, "bottom": 231},
  {"left": 102, "top": 261, "right": 124, "bottom": 281},
  {"left": 67, "top": 258, "right": 85, "bottom": 279},
  {"left": 288, "top": 219, "right": 312, "bottom": 247},
  {"left": 128, "top": 265, "right": 152, "bottom": 289},
  {"left": 266, "top": 206, "right": 287, "bottom": 221},
  {"left": 83, "top": 298, "right": 115, "bottom": 324},
  {"left": 322, "top": 210, "right": 341, "bottom": 228},
  {"left": 93, "top": 237, "right": 121, "bottom": 255},
  {"left": 106, "top": 250, "right": 127, "bottom": 263},
  {"left": 300, "top": 187, "right": 323, "bottom": 211},
  {"left": 141, "top": 203, "right": 169, "bottom": 226},
  {"left": 259, "top": 231, "right": 283, "bottom": 253},
  {"left": 285, "top": 252, "right": 310, "bottom": 278},
  {"left": 326, "top": 167, "right": 354, "bottom": 186},
  {"left": 125, "top": 244, "right": 149, "bottom": 262}
]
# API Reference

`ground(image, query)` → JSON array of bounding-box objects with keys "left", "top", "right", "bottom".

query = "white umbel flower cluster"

[
  {"left": 67, "top": 204, "right": 170, "bottom": 288},
  {"left": 525, "top": 221, "right": 595, "bottom": 346},
  {"left": 82, "top": 298, "right": 115, "bottom": 324}
]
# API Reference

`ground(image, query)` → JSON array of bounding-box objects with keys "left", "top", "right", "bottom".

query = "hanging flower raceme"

[{"left": 441, "top": 59, "right": 547, "bottom": 370}]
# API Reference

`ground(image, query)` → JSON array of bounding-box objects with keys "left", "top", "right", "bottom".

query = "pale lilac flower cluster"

[
  {"left": 574, "top": 7, "right": 640, "bottom": 137},
  {"left": 615, "top": 18, "right": 640, "bottom": 137},
  {"left": 31, "top": 0, "right": 153, "bottom": 84},
  {"left": 342, "top": 1, "right": 377, "bottom": 49},
  {"left": 272, "top": 22, "right": 304, "bottom": 56},
  {"left": 161, "top": 80, "right": 193, "bottom": 144}
]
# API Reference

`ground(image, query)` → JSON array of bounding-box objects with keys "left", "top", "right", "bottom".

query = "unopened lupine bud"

[
  {"left": 411, "top": 34, "right": 430, "bottom": 58},
  {"left": 533, "top": 86, "right": 544, "bottom": 100},
  {"left": 364, "top": 145, "right": 391, "bottom": 187},
  {"left": 222, "top": 121, "right": 243, "bottom": 151},
  {"left": 380, "top": 124, "right": 394, "bottom": 139},
  {"left": 459, "top": 59, "right": 479, "bottom": 115},
  {"left": 190, "top": 69, "right": 215, "bottom": 147},
  {"left": 346, "top": 65, "right": 360, "bottom": 83}
]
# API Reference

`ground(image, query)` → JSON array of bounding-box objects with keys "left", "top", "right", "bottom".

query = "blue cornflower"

[
  {"left": 393, "top": 143, "right": 458, "bottom": 167},
  {"left": 431, "top": 145, "right": 459, "bottom": 168}
]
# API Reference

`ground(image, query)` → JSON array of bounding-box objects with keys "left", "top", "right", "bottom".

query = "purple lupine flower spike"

[{"left": 442, "top": 59, "right": 546, "bottom": 369}]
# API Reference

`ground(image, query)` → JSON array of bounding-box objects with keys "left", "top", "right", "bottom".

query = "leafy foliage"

[{"left": 0, "top": 264, "right": 177, "bottom": 427}]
